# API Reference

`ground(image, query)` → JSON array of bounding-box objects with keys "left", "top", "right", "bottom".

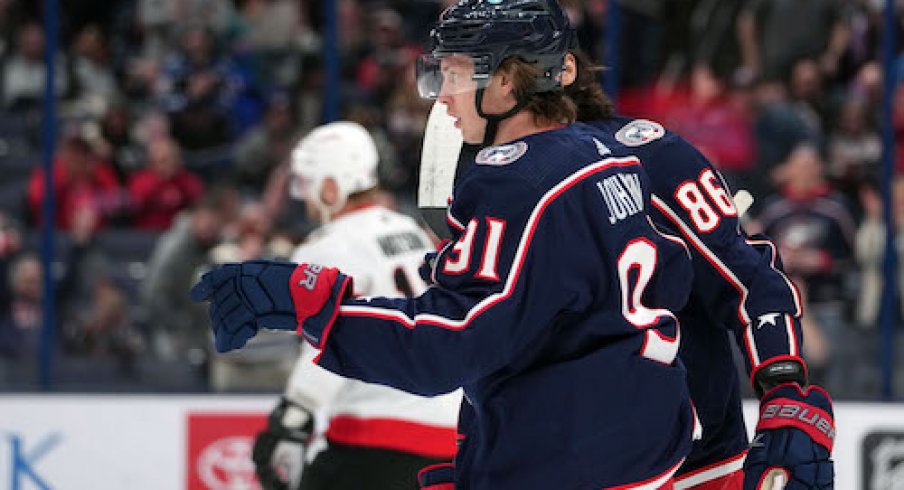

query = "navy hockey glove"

[
  {"left": 418, "top": 462, "right": 455, "bottom": 490},
  {"left": 252, "top": 397, "right": 314, "bottom": 490},
  {"left": 743, "top": 383, "right": 835, "bottom": 490},
  {"left": 190, "top": 260, "right": 353, "bottom": 352}
]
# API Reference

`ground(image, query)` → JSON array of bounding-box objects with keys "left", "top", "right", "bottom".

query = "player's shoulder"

[{"left": 592, "top": 116, "right": 709, "bottom": 172}]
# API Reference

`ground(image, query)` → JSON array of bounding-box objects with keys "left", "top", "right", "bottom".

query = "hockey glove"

[
  {"left": 190, "top": 260, "right": 353, "bottom": 352},
  {"left": 253, "top": 397, "right": 314, "bottom": 490},
  {"left": 743, "top": 383, "right": 835, "bottom": 490},
  {"left": 418, "top": 462, "right": 455, "bottom": 490}
]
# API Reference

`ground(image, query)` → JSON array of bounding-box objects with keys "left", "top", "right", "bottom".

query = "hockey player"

[
  {"left": 562, "top": 52, "right": 835, "bottom": 489},
  {"left": 192, "top": 0, "right": 701, "bottom": 488},
  {"left": 250, "top": 121, "right": 461, "bottom": 490}
]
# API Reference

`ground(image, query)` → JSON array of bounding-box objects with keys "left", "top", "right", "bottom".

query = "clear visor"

[{"left": 416, "top": 53, "right": 492, "bottom": 99}]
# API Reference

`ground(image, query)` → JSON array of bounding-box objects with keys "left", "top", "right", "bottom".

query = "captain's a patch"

[
  {"left": 615, "top": 119, "right": 665, "bottom": 147},
  {"left": 476, "top": 141, "right": 528, "bottom": 166}
]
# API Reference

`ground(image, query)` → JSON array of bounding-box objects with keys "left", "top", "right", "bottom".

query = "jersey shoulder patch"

[
  {"left": 475, "top": 141, "right": 528, "bottom": 166},
  {"left": 614, "top": 119, "right": 665, "bottom": 147}
]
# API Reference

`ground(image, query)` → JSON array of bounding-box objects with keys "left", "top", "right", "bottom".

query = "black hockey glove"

[{"left": 253, "top": 397, "right": 314, "bottom": 490}]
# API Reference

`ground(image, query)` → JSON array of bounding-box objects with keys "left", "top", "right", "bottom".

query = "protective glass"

[{"left": 416, "top": 53, "right": 493, "bottom": 99}]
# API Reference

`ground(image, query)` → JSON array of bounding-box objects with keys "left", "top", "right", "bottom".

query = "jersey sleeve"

[
  {"left": 644, "top": 136, "right": 805, "bottom": 379},
  {"left": 313, "top": 168, "right": 601, "bottom": 397}
]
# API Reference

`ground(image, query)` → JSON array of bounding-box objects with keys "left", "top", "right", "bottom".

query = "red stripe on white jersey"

[
  {"left": 326, "top": 415, "right": 458, "bottom": 458},
  {"left": 674, "top": 452, "right": 746, "bottom": 489},
  {"left": 340, "top": 157, "right": 644, "bottom": 330}
]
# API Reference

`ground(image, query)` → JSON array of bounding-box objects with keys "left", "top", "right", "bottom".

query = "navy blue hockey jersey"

[
  {"left": 589, "top": 116, "right": 805, "bottom": 481},
  {"left": 315, "top": 123, "right": 698, "bottom": 489}
]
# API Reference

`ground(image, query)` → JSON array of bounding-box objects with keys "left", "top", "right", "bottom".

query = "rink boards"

[{"left": 0, "top": 395, "right": 901, "bottom": 489}]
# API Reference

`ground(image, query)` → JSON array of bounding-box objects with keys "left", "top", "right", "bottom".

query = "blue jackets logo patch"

[
  {"left": 476, "top": 142, "right": 528, "bottom": 166},
  {"left": 615, "top": 120, "right": 665, "bottom": 147}
]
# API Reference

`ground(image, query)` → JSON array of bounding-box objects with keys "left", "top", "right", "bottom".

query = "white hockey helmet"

[{"left": 290, "top": 121, "right": 379, "bottom": 214}]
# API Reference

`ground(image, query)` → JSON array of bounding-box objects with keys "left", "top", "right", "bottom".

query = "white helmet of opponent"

[{"left": 290, "top": 121, "right": 379, "bottom": 216}]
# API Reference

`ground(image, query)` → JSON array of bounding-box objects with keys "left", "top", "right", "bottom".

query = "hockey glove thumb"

[
  {"left": 190, "top": 260, "right": 353, "bottom": 352},
  {"left": 253, "top": 397, "right": 314, "bottom": 490},
  {"left": 743, "top": 383, "right": 835, "bottom": 490}
]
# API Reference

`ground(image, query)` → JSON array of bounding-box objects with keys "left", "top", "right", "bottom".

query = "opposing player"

[
  {"left": 193, "top": 1, "right": 700, "bottom": 487},
  {"left": 564, "top": 52, "right": 835, "bottom": 489},
  {"left": 250, "top": 122, "right": 461, "bottom": 490}
]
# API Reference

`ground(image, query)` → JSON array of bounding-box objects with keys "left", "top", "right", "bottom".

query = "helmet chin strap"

[{"left": 475, "top": 88, "right": 527, "bottom": 147}]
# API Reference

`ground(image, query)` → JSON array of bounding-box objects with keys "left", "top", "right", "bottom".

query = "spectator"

[
  {"left": 756, "top": 142, "right": 857, "bottom": 389},
  {"left": 828, "top": 96, "right": 881, "bottom": 198},
  {"left": 355, "top": 8, "right": 421, "bottom": 104},
  {"left": 854, "top": 177, "right": 904, "bottom": 329},
  {"left": 27, "top": 133, "right": 123, "bottom": 231},
  {"left": 657, "top": 63, "right": 755, "bottom": 175},
  {"left": 787, "top": 58, "right": 831, "bottom": 141},
  {"left": 162, "top": 26, "right": 261, "bottom": 147},
  {"left": 0, "top": 212, "right": 23, "bottom": 310},
  {"left": 748, "top": 80, "right": 818, "bottom": 201},
  {"left": 0, "top": 253, "right": 42, "bottom": 361},
  {"left": 63, "top": 276, "right": 145, "bottom": 376},
  {"left": 737, "top": 0, "right": 850, "bottom": 83},
  {"left": 141, "top": 187, "right": 236, "bottom": 367},
  {"left": 1, "top": 22, "right": 69, "bottom": 111},
  {"left": 128, "top": 137, "right": 205, "bottom": 230},
  {"left": 233, "top": 93, "right": 299, "bottom": 193},
  {"left": 70, "top": 24, "right": 119, "bottom": 112},
  {"left": 98, "top": 102, "right": 147, "bottom": 180},
  {"left": 0, "top": 207, "right": 95, "bottom": 384}
]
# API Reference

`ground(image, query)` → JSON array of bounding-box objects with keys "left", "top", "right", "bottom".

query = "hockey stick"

[
  {"left": 733, "top": 189, "right": 754, "bottom": 218},
  {"left": 418, "top": 102, "right": 463, "bottom": 240}
]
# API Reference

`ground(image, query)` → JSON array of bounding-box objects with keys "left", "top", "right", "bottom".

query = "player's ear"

[
  {"left": 493, "top": 67, "right": 516, "bottom": 100},
  {"left": 320, "top": 177, "right": 340, "bottom": 207},
  {"left": 562, "top": 53, "right": 577, "bottom": 87}
]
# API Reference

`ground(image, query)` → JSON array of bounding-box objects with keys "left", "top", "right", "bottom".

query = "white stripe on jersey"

[{"left": 673, "top": 452, "right": 746, "bottom": 489}]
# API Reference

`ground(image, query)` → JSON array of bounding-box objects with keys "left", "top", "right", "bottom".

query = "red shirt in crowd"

[
  {"left": 27, "top": 158, "right": 121, "bottom": 231},
  {"left": 127, "top": 168, "right": 205, "bottom": 230}
]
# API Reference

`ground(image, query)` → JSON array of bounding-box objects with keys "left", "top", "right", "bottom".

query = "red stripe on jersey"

[
  {"left": 340, "top": 157, "right": 643, "bottom": 331},
  {"left": 674, "top": 452, "right": 745, "bottom": 489},
  {"left": 784, "top": 314, "right": 799, "bottom": 357},
  {"left": 650, "top": 195, "right": 750, "bottom": 325},
  {"left": 610, "top": 458, "right": 684, "bottom": 489},
  {"left": 326, "top": 415, "right": 458, "bottom": 458}
]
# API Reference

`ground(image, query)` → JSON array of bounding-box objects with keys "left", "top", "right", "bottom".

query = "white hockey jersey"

[{"left": 287, "top": 205, "right": 461, "bottom": 458}]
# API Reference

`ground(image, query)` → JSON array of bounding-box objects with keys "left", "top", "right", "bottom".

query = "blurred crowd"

[{"left": 0, "top": 0, "right": 903, "bottom": 398}]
